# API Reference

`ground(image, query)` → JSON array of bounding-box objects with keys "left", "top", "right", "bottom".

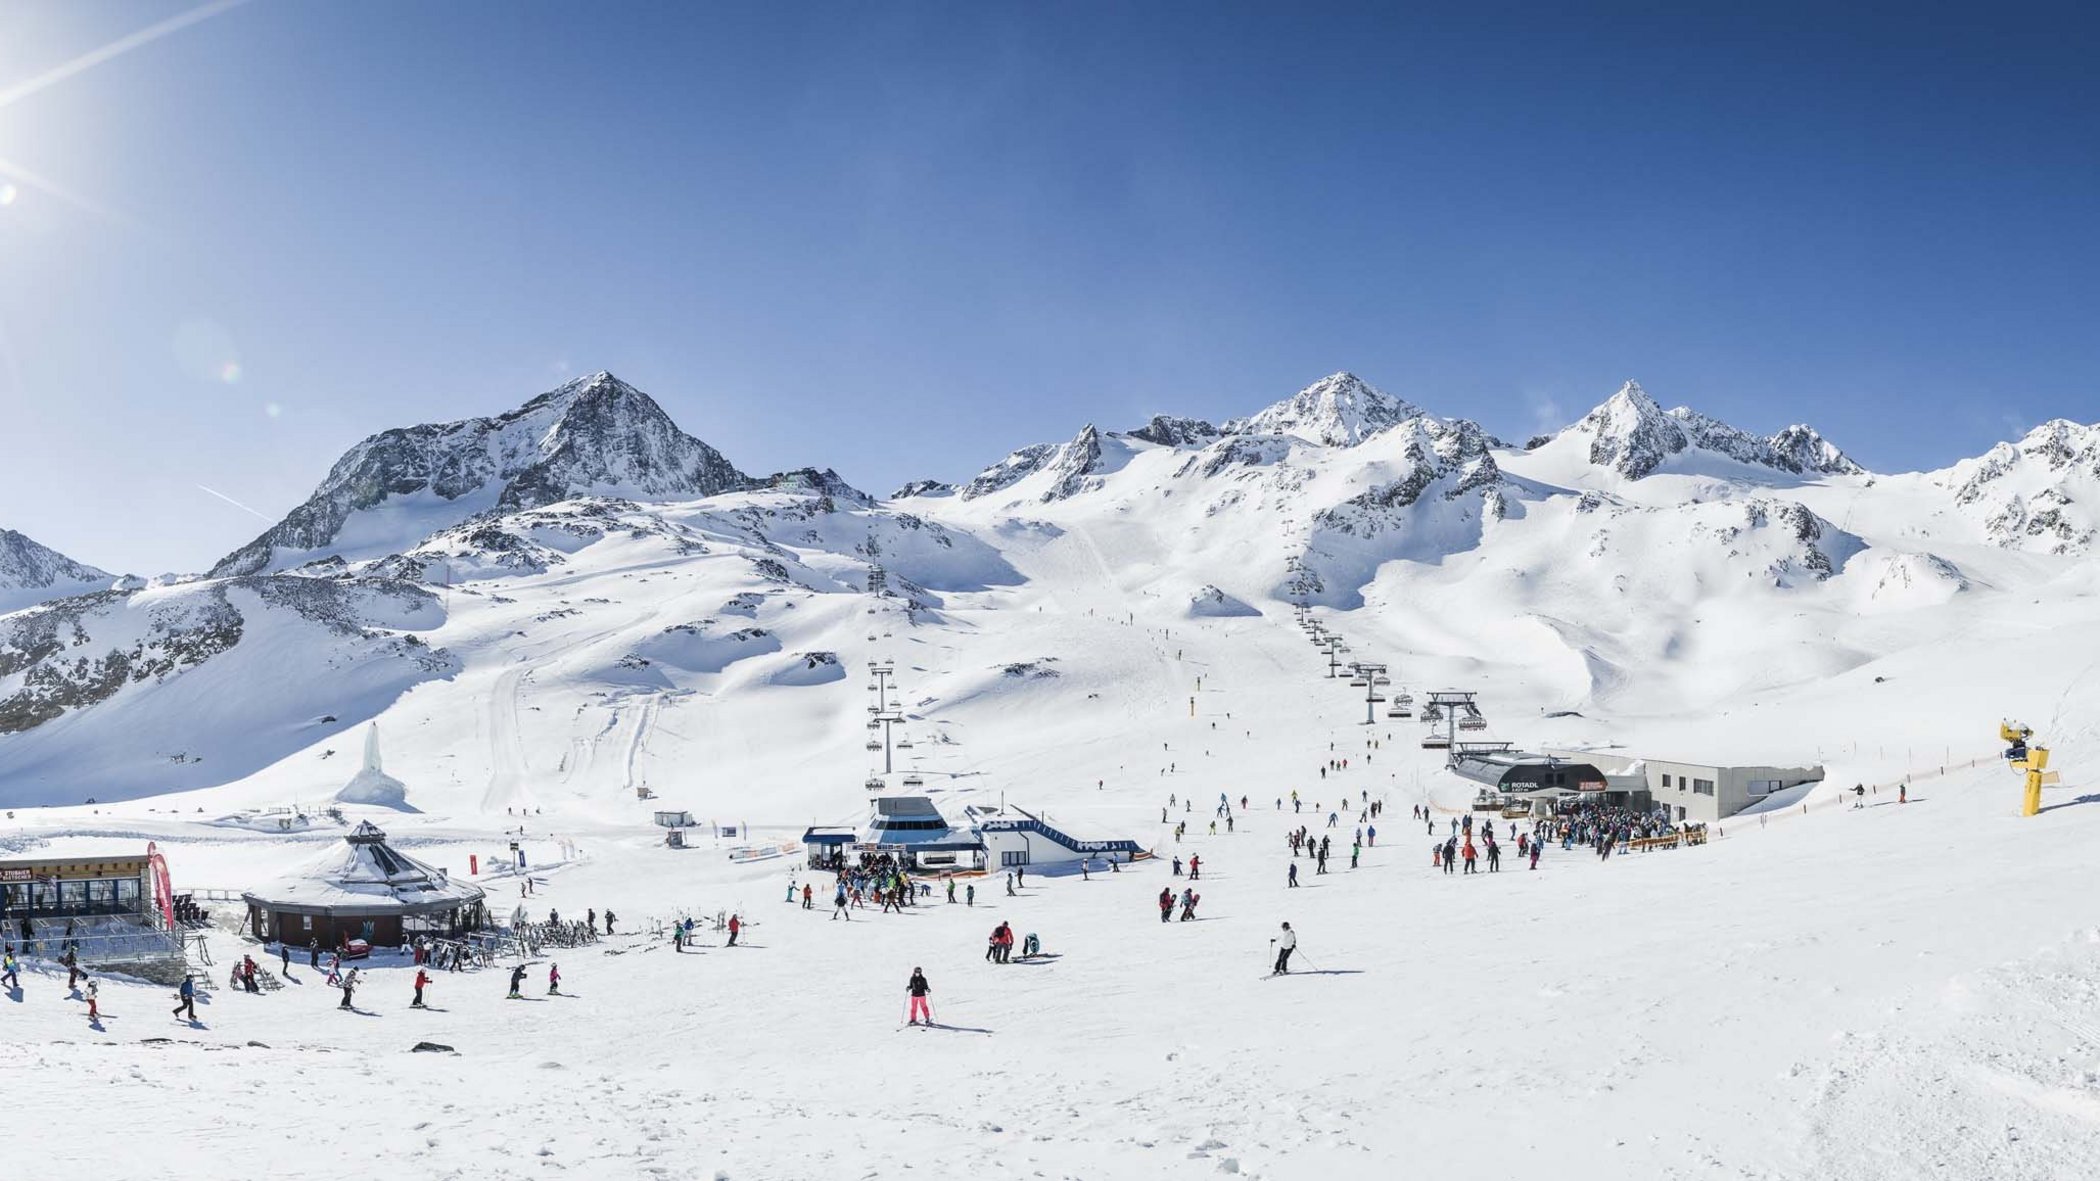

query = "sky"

[{"left": 0, "top": 1, "right": 2096, "bottom": 574}]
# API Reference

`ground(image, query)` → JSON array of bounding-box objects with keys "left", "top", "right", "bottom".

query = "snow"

[{"left": 4, "top": 372, "right": 2100, "bottom": 1176}]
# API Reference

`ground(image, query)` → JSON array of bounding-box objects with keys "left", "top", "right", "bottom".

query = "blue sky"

[{"left": 1, "top": 1, "right": 2096, "bottom": 573}]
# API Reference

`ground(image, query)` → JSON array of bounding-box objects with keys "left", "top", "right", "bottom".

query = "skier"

[
  {"left": 85, "top": 977, "right": 100, "bottom": 1023},
  {"left": 1272, "top": 923, "right": 1297, "bottom": 975},
  {"left": 1158, "top": 887, "right": 1174, "bottom": 923},
  {"left": 834, "top": 880, "right": 850, "bottom": 920},
  {"left": 1189, "top": 855, "right": 1201, "bottom": 881},
  {"left": 1287, "top": 862, "right": 1299, "bottom": 888},
  {"left": 966, "top": 883, "right": 976, "bottom": 907},
  {"left": 603, "top": 911, "right": 616, "bottom": 935},
  {"left": 1172, "top": 856, "right": 1182, "bottom": 877},
  {"left": 1530, "top": 843, "right": 1542, "bottom": 870},
  {"left": 508, "top": 964, "right": 528, "bottom": 998},
  {"left": 547, "top": 963, "right": 562, "bottom": 995},
  {"left": 279, "top": 942, "right": 291, "bottom": 976},
  {"left": 0, "top": 950, "right": 17, "bottom": 991},
  {"left": 905, "top": 967, "right": 932, "bottom": 1026},
  {"left": 672, "top": 925, "right": 685, "bottom": 953},
  {"left": 339, "top": 967, "right": 359, "bottom": 1010},
  {"left": 172, "top": 974, "right": 197, "bottom": 1021},
  {"left": 308, "top": 937, "right": 320, "bottom": 971},
  {"left": 412, "top": 968, "right": 431, "bottom": 1008},
  {"left": 727, "top": 914, "right": 741, "bottom": 947},
  {"left": 802, "top": 884, "right": 814, "bottom": 909}
]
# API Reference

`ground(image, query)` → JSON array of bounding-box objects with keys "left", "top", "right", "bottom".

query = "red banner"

[{"left": 147, "top": 841, "right": 174, "bottom": 931}]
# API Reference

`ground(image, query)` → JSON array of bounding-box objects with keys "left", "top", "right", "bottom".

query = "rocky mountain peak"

[
  {"left": 1226, "top": 372, "right": 1422, "bottom": 447},
  {"left": 1564, "top": 381, "right": 1862, "bottom": 480},
  {"left": 211, "top": 373, "right": 749, "bottom": 577},
  {"left": 0, "top": 529, "right": 111, "bottom": 613}
]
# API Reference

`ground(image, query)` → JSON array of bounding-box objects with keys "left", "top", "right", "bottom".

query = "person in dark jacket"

[
  {"left": 906, "top": 967, "right": 932, "bottom": 1025},
  {"left": 172, "top": 974, "right": 197, "bottom": 1021}
]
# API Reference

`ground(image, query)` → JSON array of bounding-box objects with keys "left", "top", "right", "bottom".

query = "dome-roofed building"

[{"left": 241, "top": 822, "right": 485, "bottom": 949}]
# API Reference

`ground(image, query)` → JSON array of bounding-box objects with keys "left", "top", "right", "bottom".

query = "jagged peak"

[{"left": 1226, "top": 372, "right": 1422, "bottom": 447}]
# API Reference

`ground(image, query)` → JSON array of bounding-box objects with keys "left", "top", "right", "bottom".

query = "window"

[
  {"left": 1661, "top": 774, "right": 1672, "bottom": 788},
  {"left": 114, "top": 878, "right": 141, "bottom": 910},
  {"left": 1000, "top": 850, "right": 1029, "bottom": 867},
  {"left": 1692, "top": 779, "right": 1715, "bottom": 796}
]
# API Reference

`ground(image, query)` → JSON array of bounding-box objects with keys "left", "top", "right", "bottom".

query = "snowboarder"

[
  {"left": 508, "top": 964, "right": 527, "bottom": 998},
  {"left": 906, "top": 967, "right": 932, "bottom": 1026},
  {"left": 412, "top": 968, "right": 431, "bottom": 1008},
  {"left": 1272, "top": 923, "right": 1297, "bottom": 975},
  {"left": 172, "top": 974, "right": 197, "bottom": 1021}
]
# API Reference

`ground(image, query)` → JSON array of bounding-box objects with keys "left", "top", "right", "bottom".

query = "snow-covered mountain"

[
  {"left": 0, "top": 366, "right": 2090, "bottom": 812},
  {"left": 1545, "top": 380, "right": 1862, "bottom": 480},
  {"left": 211, "top": 372, "right": 749, "bottom": 577},
  {"left": 1936, "top": 418, "right": 2100, "bottom": 553},
  {"left": 0, "top": 527, "right": 112, "bottom": 614},
  {"left": 1223, "top": 371, "right": 1421, "bottom": 446}
]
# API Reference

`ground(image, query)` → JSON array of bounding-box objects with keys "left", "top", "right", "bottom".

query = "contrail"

[
  {"left": 0, "top": 0, "right": 250, "bottom": 111},
  {"left": 196, "top": 483, "right": 274, "bottom": 522}
]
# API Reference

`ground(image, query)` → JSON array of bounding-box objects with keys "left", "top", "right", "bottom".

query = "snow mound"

[
  {"left": 768, "top": 651, "right": 846, "bottom": 686},
  {"left": 1186, "top": 585, "right": 1259, "bottom": 618}
]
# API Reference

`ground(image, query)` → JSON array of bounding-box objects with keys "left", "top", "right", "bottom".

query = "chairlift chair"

[
  {"left": 1373, "top": 675, "right": 1390, "bottom": 685},
  {"left": 1368, "top": 694, "right": 1385, "bottom": 703},
  {"left": 897, "top": 738, "right": 915, "bottom": 750},
  {"left": 865, "top": 777, "right": 884, "bottom": 791},
  {"left": 1459, "top": 718, "right": 1487, "bottom": 732},
  {"left": 1349, "top": 678, "right": 1368, "bottom": 688},
  {"left": 1422, "top": 736, "right": 1451, "bottom": 750},
  {"left": 864, "top": 740, "right": 881, "bottom": 752},
  {"left": 1386, "top": 706, "right": 1413, "bottom": 719},
  {"left": 901, "top": 774, "right": 924, "bottom": 788}
]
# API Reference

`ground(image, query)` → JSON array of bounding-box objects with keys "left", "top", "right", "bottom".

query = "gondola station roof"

[{"left": 241, "top": 821, "right": 484, "bottom": 917}]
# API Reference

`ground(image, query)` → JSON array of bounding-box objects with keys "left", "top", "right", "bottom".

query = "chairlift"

[
  {"left": 1368, "top": 694, "right": 1386, "bottom": 703},
  {"left": 865, "top": 682, "right": 878, "bottom": 692},
  {"left": 865, "top": 777, "right": 884, "bottom": 791},
  {"left": 897, "top": 737, "right": 915, "bottom": 750},
  {"left": 864, "top": 740, "right": 881, "bottom": 752},
  {"left": 1459, "top": 718, "right": 1487, "bottom": 732},
  {"left": 1373, "top": 675, "right": 1390, "bottom": 686},
  {"left": 1501, "top": 804, "right": 1532, "bottom": 819},
  {"left": 866, "top": 720, "right": 880, "bottom": 731},
  {"left": 1348, "top": 678, "right": 1368, "bottom": 688},
  {"left": 1386, "top": 706, "right": 1412, "bottom": 719},
  {"left": 1422, "top": 736, "right": 1451, "bottom": 750},
  {"left": 901, "top": 774, "right": 924, "bottom": 788},
  {"left": 866, "top": 705, "right": 881, "bottom": 714}
]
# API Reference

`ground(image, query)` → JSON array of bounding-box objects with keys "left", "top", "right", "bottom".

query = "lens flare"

[
  {"left": 0, "top": 184, "right": 16, "bottom": 207},
  {"left": 219, "top": 361, "right": 241, "bottom": 383}
]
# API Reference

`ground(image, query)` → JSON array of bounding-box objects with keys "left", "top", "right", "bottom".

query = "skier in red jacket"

[{"left": 412, "top": 968, "right": 432, "bottom": 1008}]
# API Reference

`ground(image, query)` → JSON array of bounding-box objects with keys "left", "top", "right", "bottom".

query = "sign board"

[
  {"left": 1575, "top": 780, "right": 1609, "bottom": 793},
  {"left": 0, "top": 868, "right": 31, "bottom": 882}
]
